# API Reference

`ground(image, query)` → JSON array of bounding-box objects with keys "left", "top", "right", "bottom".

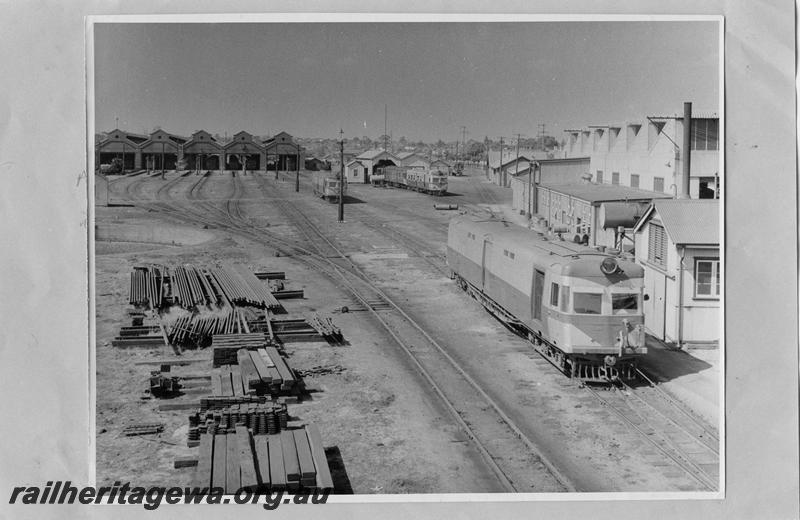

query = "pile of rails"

[
  {"left": 188, "top": 402, "right": 289, "bottom": 445},
  {"left": 308, "top": 314, "right": 344, "bottom": 344},
  {"left": 169, "top": 309, "right": 252, "bottom": 349},
  {"left": 212, "top": 333, "right": 270, "bottom": 366},
  {"left": 213, "top": 347, "right": 300, "bottom": 397},
  {"left": 171, "top": 265, "right": 218, "bottom": 308},
  {"left": 192, "top": 425, "right": 334, "bottom": 493},
  {"left": 111, "top": 323, "right": 165, "bottom": 348},
  {"left": 129, "top": 266, "right": 165, "bottom": 307},
  {"left": 209, "top": 265, "right": 280, "bottom": 309}
]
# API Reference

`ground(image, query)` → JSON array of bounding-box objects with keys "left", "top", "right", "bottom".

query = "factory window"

[
  {"left": 503, "top": 250, "right": 515, "bottom": 259},
  {"left": 612, "top": 293, "right": 639, "bottom": 314},
  {"left": 653, "top": 177, "right": 665, "bottom": 193},
  {"left": 695, "top": 259, "right": 720, "bottom": 298},
  {"left": 574, "top": 293, "right": 603, "bottom": 314},
  {"left": 611, "top": 172, "right": 619, "bottom": 185},
  {"left": 550, "top": 283, "right": 559, "bottom": 307},
  {"left": 691, "top": 119, "right": 719, "bottom": 151},
  {"left": 648, "top": 224, "right": 667, "bottom": 267},
  {"left": 630, "top": 174, "right": 640, "bottom": 188},
  {"left": 596, "top": 170, "right": 604, "bottom": 184}
]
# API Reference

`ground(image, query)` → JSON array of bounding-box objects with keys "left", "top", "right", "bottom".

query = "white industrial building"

[
  {"left": 632, "top": 199, "right": 720, "bottom": 346},
  {"left": 563, "top": 110, "right": 720, "bottom": 199}
]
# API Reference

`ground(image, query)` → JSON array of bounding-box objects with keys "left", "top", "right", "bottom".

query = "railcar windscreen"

[
  {"left": 573, "top": 292, "right": 603, "bottom": 314},
  {"left": 611, "top": 293, "right": 639, "bottom": 314}
]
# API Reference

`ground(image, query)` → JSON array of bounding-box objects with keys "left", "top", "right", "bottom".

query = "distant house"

[
  {"left": 345, "top": 160, "right": 369, "bottom": 183},
  {"left": 304, "top": 157, "right": 326, "bottom": 171},
  {"left": 396, "top": 151, "right": 429, "bottom": 169},
  {"left": 430, "top": 159, "right": 451, "bottom": 172},
  {"left": 632, "top": 199, "right": 720, "bottom": 346}
]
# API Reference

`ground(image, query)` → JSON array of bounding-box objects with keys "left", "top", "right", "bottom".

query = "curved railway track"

[{"left": 131, "top": 171, "right": 574, "bottom": 493}]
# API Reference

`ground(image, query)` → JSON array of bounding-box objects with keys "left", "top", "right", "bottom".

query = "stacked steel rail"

[
  {"left": 169, "top": 308, "right": 250, "bottom": 348},
  {"left": 209, "top": 265, "right": 280, "bottom": 309},
  {"left": 171, "top": 265, "right": 216, "bottom": 308},
  {"left": 129, "top": 266, "right": 164, "bottom": 307}
]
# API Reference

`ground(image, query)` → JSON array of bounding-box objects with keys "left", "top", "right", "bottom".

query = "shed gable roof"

[{"left": 633, "top": 199, "right": 719, "bottom": 245}]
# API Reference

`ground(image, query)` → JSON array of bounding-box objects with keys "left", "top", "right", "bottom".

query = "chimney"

[{"left": 679, "top": 102, "right": 692, "bottom": 199}]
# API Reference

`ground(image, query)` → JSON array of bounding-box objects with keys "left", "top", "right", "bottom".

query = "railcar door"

[{"left": 532, "top": 269, "right": 545, "bottom": 321}]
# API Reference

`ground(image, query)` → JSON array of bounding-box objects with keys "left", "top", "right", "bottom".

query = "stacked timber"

[
  {"left": 209, "top": 265, "right": 280, "bottom": 309},
  {"left": 211, "top": 333, "right": 269, "bottom": 366},
  {"left": 212, "top": 348, "right": 301, "bottom": 396},
  {"left": 191, "top": 425, "right": 334, "bottom": 493}
]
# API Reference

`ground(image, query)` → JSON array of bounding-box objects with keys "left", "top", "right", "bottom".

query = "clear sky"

[{"left": 94, "top": 21, "right": 719, "bottom": 142}]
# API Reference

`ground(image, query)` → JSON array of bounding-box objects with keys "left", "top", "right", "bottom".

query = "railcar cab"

[
  {"left": 544, "top": 254, "right": 647, "bottom": 358},
  {"left": 429, "top": 169, "right": 448, "bottom": 193}
]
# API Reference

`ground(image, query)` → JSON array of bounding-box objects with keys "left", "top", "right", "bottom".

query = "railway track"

[
  {"left": 136, "top": 171, "right": 573, "bottom": 493},
  {"left": 583, "top": 371, "right": 719, "bottom": 491}
]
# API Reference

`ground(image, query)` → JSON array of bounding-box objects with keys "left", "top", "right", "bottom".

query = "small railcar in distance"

[
  {"left": 381, "top": 165, "right": 448, "bottom": 196},
  {"left": 312, "top": 171, "right": 347, "bottom": 202},
  {"left": 447, "top": 216, "right": 647, "bottom": 381}
]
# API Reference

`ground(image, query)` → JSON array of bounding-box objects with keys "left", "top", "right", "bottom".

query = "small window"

[
  {"left": 653, "top": 177, "right": 665, "bottom": 193},
  {"left": 560, "top": 286, "right": 570, "bottom": 312},
  {"left": 509, "top": 252, "right": 515, "bottom": 259},
  {"left": 574, "top": 293, "right": 602, "bottom": 314},
  {"left": 612, "top": 172, "right": 620, "bottom": 185},
  {"left": 612, "top": 293, "right": 639, "bottom": 314},
  {"left": 695, "top": 259, "right": 721, "bottom": 298},
  {"left": 550, "top": 283, "right": 559, "bottom": 307},
  {"left": 630, "top": 174, "right": 640, "bottom": 188},
  {"left": 596, "top": 170, "right": 604, "bottom": 184}
]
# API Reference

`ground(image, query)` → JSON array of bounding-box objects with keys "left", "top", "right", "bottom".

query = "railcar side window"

[
  {"left": 573, "top": 292, "right": 602, "bottom": 314},
  {"left": 612, "top": 293, "right": 638, "bottom": 314},
  {"left": 550, "top": 283, "right": 559, "bottom": 306}
]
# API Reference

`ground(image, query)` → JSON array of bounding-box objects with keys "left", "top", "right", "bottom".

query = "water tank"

[{"left": 599, "top": 202, "right": 645, "bottom": 229}]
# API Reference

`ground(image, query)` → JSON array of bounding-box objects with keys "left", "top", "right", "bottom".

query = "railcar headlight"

[{"left": 600, "top": 257, "right": 619, "bottom": 275}]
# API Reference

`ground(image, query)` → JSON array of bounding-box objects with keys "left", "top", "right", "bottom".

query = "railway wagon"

[
  {"left": 381, "top": 166, "right": 448, "bottom": 196},
  {"left": 312, "top": 171, "right": 347, "bottom": 202},
  {"left": 447, "top": 216, "right": 647, "bottom": 381}
]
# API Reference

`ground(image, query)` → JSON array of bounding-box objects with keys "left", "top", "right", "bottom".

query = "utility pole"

[
  {"left": 497, "top": 136, "right": 505, "bottom": 184},
  {"left": 537, "top": 123, "right": 546, "bottom": 150},
  {"left": 338, "top": 129, "right": 345, "bottom": 222},
  {"left": 383, "top": 104, "right": 388, "bottom": 151},
  {"left": 460, "top": 126, "right": 467, "bottom": 162},
  {"left": 513, "top": 133, "right": 524, "bottom": 186},
  {"left": 295, "top": 143, "right": 300, "bottom": 192}
]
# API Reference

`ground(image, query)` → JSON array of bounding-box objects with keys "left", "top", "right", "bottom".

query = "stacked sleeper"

[
  {"left": 212, "top": 348, "right": 299, "bottom": 396},
  {"left": 212, "top": 333, "right": 268, "bottom": 366},
  {"left": 192, "top": 425, "right": 334, "bottom": 494}
]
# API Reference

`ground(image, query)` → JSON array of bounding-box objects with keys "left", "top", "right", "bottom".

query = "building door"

[
  {"left": 532, "top": 269, "right": 545, "bottom": 321},
  {"left": 644, "top": 270, "right": 666, "bottom": 339}
]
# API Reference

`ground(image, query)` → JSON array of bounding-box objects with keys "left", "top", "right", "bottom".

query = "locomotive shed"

[{"left": 95, "top": 165, "right": 719, "bottom": 493}]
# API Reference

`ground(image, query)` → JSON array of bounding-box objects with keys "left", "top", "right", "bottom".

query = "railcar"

[
  {"left": 447, "top": 216, "right": 647, "bottom": 381},
  {"left": 381, "top": 166, "right": 448, "bottom": 196},
  {"left": 312, "top": 171, "right": 347, "bottom": 202}
]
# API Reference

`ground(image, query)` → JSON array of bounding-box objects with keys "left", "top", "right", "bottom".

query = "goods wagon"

[
  {"left": 380, "top": 166, "right": 448, "bottom": 196},
  {"left": 312, "top": 171, "right": 347, "bottom": 202},
  {"left": 447, "top": 216, "right": 647, "bottom": 381}
]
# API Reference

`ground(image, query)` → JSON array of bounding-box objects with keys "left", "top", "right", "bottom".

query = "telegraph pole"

[
  {"left": 497, "top": 136, "right": 505, "bottom": 183},
  {"left": 338, "top": 129, "right": 345, "bottom": 222},
  {"left": 295, "top": 143, "right": 300, "bottom": 192},
  {"left": 460, "top": 126, "right": 467, "bottom": 163}
]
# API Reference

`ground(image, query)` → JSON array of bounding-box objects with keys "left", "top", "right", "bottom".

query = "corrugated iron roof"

[
  {"left": 649, "top": 199, "right": 720, "bottom": 245},
  {"left": 538, "top": 183, "right": 672, "bottom": 204}
]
